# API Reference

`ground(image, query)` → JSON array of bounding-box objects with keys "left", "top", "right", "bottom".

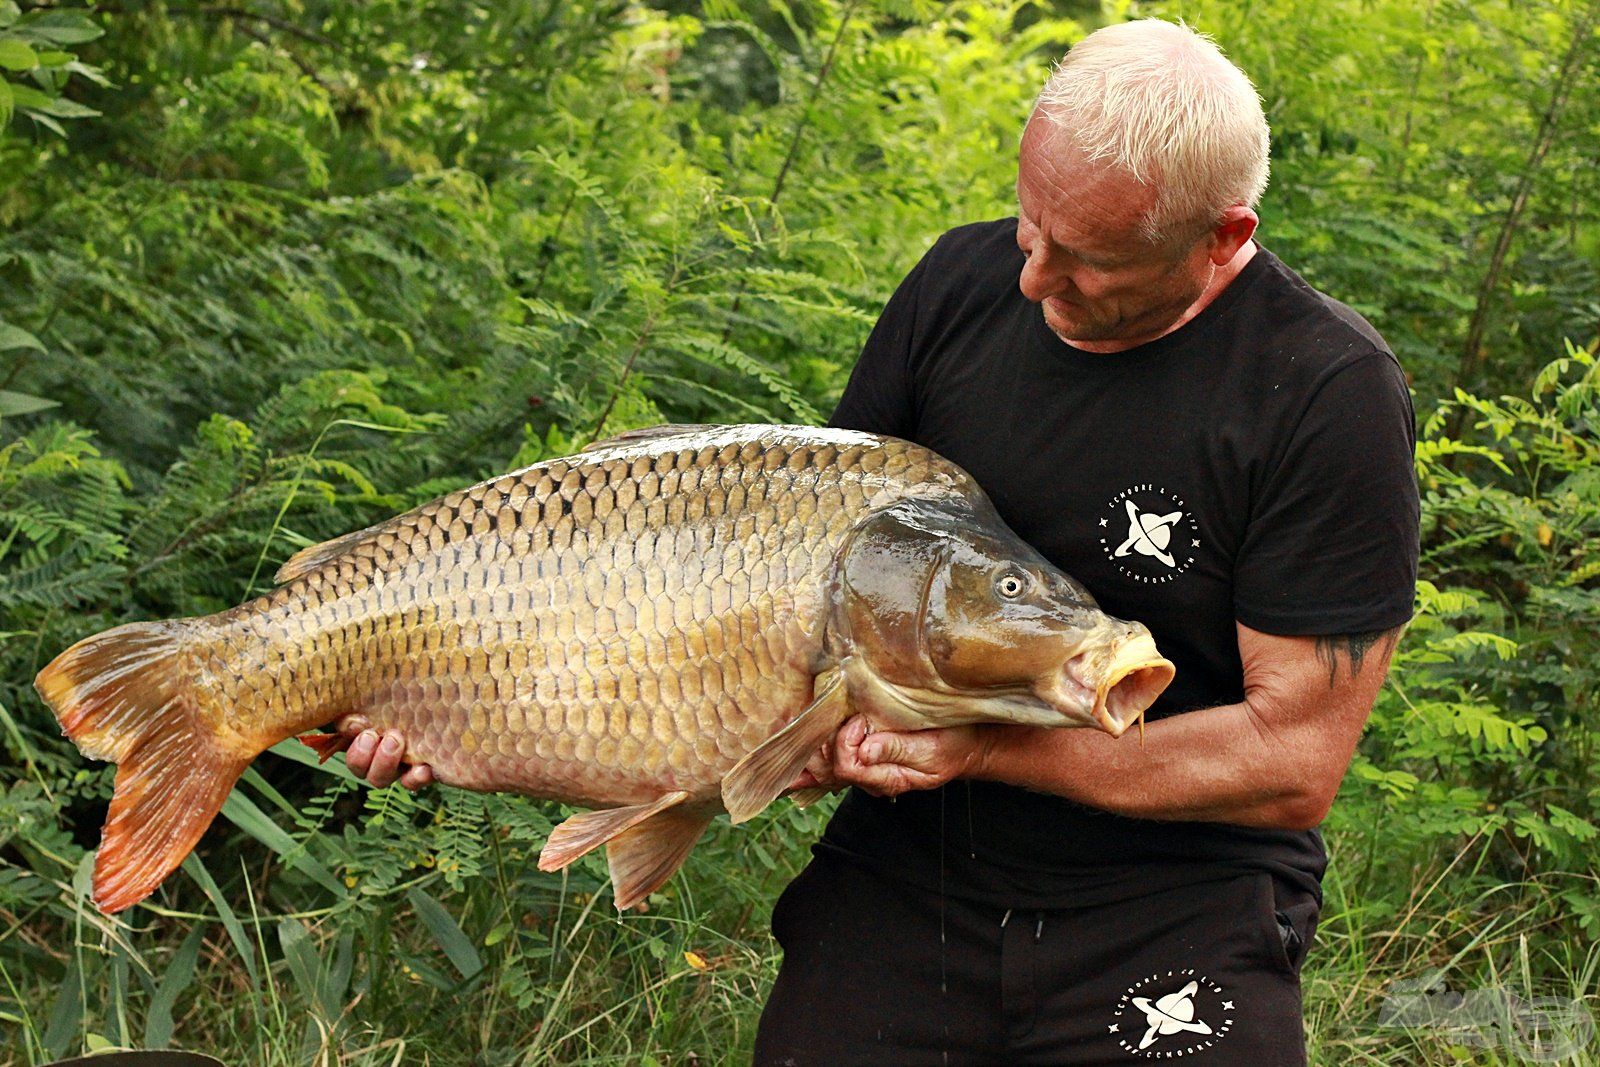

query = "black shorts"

[{"left": 754, "top": 852, "right": 1319, "bottom": 1066}]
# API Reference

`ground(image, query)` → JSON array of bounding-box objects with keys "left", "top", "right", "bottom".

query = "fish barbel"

[{"left": 35, "top": 425, "right": 1174, "bottom": 914}]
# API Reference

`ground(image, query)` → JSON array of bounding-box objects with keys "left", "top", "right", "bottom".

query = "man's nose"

[{"left": 1018, "top": 244, "right": 1067, "bottom": 304}]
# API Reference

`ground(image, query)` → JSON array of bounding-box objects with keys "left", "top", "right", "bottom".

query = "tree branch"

[{"left": 1452, "top": 0, "right": 1599, "bottom": 406}]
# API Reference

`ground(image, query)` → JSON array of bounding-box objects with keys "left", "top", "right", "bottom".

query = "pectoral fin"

[
  {"left": 721, "top": 671, "right": 851, "bottom": 824},
  {"left": 538, "top": 790, "right": 692, "bottom": 873},
  {"left": 788, "top": 787, "right": 831, "bottom": 809}
]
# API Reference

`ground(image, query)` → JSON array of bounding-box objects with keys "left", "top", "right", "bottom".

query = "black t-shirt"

[{"left": 820, "top": 219, "right": 1420, "bottom": 908}]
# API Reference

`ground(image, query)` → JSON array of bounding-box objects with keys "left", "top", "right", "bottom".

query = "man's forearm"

[{"left": 970, "top": 700, "right": 1330, "bottom": 830}]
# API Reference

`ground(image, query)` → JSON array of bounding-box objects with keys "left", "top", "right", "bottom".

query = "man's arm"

[{"left": 802, "top": 620, "right": 1403, "bottom": 830}]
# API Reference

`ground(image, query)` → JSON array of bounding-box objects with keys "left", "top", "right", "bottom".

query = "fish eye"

[{"left": 995, "top": 572, "right": 1027, "bottom": 600}]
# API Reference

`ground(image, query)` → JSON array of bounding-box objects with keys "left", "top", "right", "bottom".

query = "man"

[{"left": 346, "top": 18, "right": 1418, "bottom": 1064}]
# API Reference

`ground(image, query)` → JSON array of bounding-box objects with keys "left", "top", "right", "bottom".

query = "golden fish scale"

[{"left": 196, "top": 428, "right": 972, "bottom": 810}]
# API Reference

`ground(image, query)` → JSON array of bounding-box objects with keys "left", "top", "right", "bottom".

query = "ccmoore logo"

[
  {"left": 1098, "top": 484, "right": 1199, "bottom": 584},
  {"left": 1110, "top": 969, "right": 1236, "bottom": 1058}
]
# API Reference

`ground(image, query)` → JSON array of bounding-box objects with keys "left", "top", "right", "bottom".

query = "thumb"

[{"left": 860, "top": 730, "right": 930, "bottom": 769}]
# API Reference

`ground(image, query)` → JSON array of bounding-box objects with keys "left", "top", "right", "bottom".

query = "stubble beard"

[{"left": 1040, "top": 272, "right": 1208, "bottom": 348}]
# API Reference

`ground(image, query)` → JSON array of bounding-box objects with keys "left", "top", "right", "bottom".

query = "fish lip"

[
  {"left": 1050, "top": 631, "right": 1175, "bottom": 738},
  {"left": 1091, "top": 650, "right": 1176, "bottom": 738}
]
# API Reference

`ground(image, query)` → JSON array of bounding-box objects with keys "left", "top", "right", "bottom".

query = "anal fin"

[
  {"left": 297, "top": 731, "right": 352, "bottom": 763},
  {"left": 606, "top": 805, "right": 714, "bottom": 911},
  {"left": 538, "top": 791, "right": 692, "bottom": 873},
  {"left": 721, "top": 670, "right": 851, "bottom": 824}
]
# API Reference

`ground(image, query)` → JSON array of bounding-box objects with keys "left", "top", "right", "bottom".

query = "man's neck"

[{"left": 1067, "top": 240, "right": 1258, "bottom": 355}]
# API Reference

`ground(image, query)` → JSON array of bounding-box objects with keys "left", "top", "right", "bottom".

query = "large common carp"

[{"left": 36, "top": 425, "right": 1174, "bottom": 914}]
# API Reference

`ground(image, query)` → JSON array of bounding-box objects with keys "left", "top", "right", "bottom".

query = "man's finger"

[
  {"left": 801, "top": 745, "right": 836, "bottom": 789},
  {"left": 366, "top": 731, "right": 406, "bottom": 789},
  {"left": 346, "top": 729, "right": 378, "bottom": 777},
  {"left": 859, "top": 730, "right": 935, "bottom": 771},
  {"left": 399, "top": 763, "right": 435, "bottom": 792},
  {"left": 833, "top": 757, "right": 920, "bottom": 798},
  {"left": 335, "top": 714, "right": 372, "bottom": 737}
]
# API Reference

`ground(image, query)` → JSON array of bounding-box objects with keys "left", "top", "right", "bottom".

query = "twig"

[{"left": 1451, "top": 0, "right": 1599, "bottom": 414}]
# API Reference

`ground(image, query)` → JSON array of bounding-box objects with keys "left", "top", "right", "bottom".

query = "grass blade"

[
  {"left": 219, "top": 787, "right": 345, "bottom": 897},
  {"left": 144, "top": 923, "right": 205, "bottom": 1048},
  {"left": 406, "top": 887, "right": 483, "bottom": 979},
  {"left": 181, "top": 853, "right": 258, "bottom": 985}
]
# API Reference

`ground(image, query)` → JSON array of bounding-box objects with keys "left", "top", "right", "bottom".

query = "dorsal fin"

[
  {"left": 272, "top": 523, "right": 387, "bottom": 585},
  {"left": 273, "top": 423, "right": 720, "bottom": 585},
  {"left": 581, "top": 424, "right": 716, "bottom": 452}
]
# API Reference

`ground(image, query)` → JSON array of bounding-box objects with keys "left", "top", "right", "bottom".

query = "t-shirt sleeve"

[
  {"left": 826, "top": 253, "right": 929, "bottom": 438},
  {"left": 1233, "top": 350, "right": 1420, "bottom": 635}
]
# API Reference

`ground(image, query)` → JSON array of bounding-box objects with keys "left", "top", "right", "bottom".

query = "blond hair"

[{"left": 1032, "top": 19, "right": 1269, "bottom": 244}]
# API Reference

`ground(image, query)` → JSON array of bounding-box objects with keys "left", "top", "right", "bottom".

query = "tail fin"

[{"left": 35, "top": 620, "right": 250, "bottom": 913}]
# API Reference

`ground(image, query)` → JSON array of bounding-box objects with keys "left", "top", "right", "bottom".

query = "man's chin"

[{"left": 1042, "top": 300, "right": 1117, "bottom": 344}]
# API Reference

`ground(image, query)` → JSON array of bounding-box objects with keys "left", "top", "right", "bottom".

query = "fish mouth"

[
  {"left": 1037, "top": 629, "right": 1175, "bottom": 739},
  {"left": 1093, "top": 633, "right": 1175, "bottom": 738}
]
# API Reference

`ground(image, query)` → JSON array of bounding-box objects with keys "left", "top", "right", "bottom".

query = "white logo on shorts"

[{"left": 1109, "top": 969, "right": 1235, "bottom": 1057}]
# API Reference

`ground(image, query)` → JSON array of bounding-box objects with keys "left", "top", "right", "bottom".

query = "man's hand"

[
  {"left": 791, "top": 716, "right": 991, "bottom": 799},
  {"left": 336, "top": 715, "right": 435, "bottom": 791}
]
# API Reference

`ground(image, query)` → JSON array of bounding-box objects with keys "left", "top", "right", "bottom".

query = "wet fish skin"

[{"left": 35, "top": 425, "right": 1174, "bottom": 914}]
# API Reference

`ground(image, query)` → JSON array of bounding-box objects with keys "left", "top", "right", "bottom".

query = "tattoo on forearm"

[{"left": 1313, "top": 626, "right": 1403, "bottom": 687}]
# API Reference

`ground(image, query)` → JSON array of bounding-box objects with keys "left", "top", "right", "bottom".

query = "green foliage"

[
  {"left": 0, "top": 3, "right": 107, "bottom": 228},
  {"left": 0, "top": 3, "right": 105, "bottom": 136},
  {"left": 1320, "top": 342, "right": 1600, "bottom": 1060},
  {"left": 1165, "top": 0, "right": 1600, "bottom": 396},
  {"left": 1, "top": 0, "right": 1599, "bottom": 1063}
]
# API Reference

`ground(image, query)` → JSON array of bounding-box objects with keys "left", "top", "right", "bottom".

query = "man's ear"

[{"left": 1208, "top": 205, "right": 1258, "bottom": 265}]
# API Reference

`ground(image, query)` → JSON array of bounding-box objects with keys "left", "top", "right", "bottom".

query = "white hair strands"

[{"left": 1032, "top": 19, "right": 1271, "bottom": 245}]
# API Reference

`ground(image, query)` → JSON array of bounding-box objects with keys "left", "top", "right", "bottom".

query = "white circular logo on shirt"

[
  {"left": 1109, "top": 969, "right": 1236, "bottom": 1057},
  {"left": 1098, "top": 484, "right": 1199, "bottom": 583}
]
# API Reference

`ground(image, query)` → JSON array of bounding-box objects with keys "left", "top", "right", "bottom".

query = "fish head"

[{"left": 836, "top": 499, "right": 1174, "bottom": 738}]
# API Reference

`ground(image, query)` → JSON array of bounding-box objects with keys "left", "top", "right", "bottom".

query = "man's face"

[{"left": 1015, "top": 117, "right": 1216, "bottom": 346}]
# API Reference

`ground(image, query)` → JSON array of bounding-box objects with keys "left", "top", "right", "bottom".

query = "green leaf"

[
  {"left": 181, "top": 853, "right": 259, "bottom": 985},
  {"left": 27, "top": 94, "right": 97, "bottom": 118},
  {"left": 8, "top": 81, "right": 46, "bottom": 107},
  {"left": 0, "top": 391, "right": 59, "bottom": 417},
  {"left": 278, "top": 919, "right": 321, "bottom": 1003},
  {"left": 21, "top": 105, "right": 63, "bottom": 136},
  {"left": 42, "top": 952, "right": 82, "bottom": 1059},
  {"left": 144, "top": 924, "right": 205, "bottom": 1048},
  {"left": 62, "top": 58, "right": 111, "bottom": 86},
  {"left": 17, "top": 10, "right": 103, "bottom": 45},
  {"left": 219, "top": 787, "right": 346, "bottom": 897},
  {"left": 0, "top": 38, "right": 36, "bottom": 70},
  {"left": 407, "top": 887, "right": 484, "bottom": 979},
  {"left": 0, "top": 78, "right": 10, "bottom": 127},
  {"left": 0, "top": 322, "right": 42, "bottom": 352}
]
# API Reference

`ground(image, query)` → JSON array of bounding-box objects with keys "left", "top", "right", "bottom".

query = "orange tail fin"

[{"left": 35, "top": 620, "right": 250, "bottom": 913}]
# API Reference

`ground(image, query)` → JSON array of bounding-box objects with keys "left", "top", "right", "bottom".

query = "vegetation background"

[{"left": 0, "top": 0, "right": 1597, "bottom": 1063}]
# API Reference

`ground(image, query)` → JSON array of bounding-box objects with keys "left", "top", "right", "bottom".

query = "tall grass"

[{"left": 4, "top": 802, "right": 1599, "bottom": 1065}]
